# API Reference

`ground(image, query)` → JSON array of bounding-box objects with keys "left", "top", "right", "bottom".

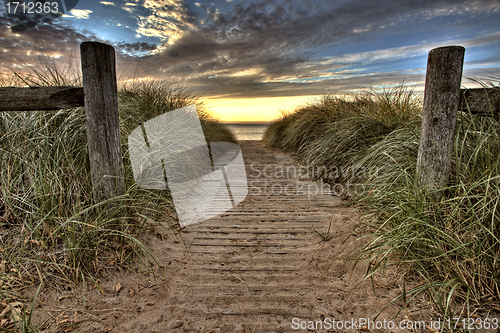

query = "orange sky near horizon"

[{"left": 202, "top": 95, "right": 322, "bottom": 123}]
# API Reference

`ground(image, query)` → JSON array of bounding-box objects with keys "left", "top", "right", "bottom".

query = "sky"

[{"left": 0, "top": 0, "right": 499, "bottom": 122}]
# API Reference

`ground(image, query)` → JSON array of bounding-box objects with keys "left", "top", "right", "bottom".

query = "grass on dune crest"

[
  {"left": 0, "top": 65, "right": 236, "bottom": 332},
  {"left": 263, "top": 82, "right": 500, "bottom": 322},
  {"left": 264, "top": 85, "right": 421, "bottom": 186}
]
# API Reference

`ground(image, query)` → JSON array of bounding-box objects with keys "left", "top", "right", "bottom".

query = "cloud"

[
  {"left": 64, "top": 9, "right": 93, "bottom": 19},
  {"left": 135, "top": 0, "right": 196, "bottom": 42},
  {"left": 182, "top": 68, "right": 428, "bottom": 99},
  {"left": 0, "top": 17, "right": 102, "bottom": 79},
  {"left": 312, "top": 30, "right": 500, "bottom": 68},
  {"left": 99, "top": 1, "right": 115, "bottom": 5},
  {"left": 115, "top": 41, "right": 158, "bottom": 55}
]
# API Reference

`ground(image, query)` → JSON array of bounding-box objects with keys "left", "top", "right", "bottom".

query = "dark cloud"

[
  {"left": 184, "top": 69, "right": 427, "bottom": 99},
  {"left": 0, "top": 17, "right": 112, "bottom": 84},
  {"left": 0, "top": 18, "right": 90, "bottom": 64},
  {"left": 115, "top": 41, "right": 158, "bottom": 55}
]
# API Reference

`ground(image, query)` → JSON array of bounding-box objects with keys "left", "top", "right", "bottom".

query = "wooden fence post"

[
  {"left": 80, "top": 41, "right": 125, "bottom": 203},
  {"left": 417, "top": 46, "right": 465, "bottom": 191}
]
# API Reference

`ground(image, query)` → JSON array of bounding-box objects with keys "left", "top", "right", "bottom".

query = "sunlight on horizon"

[{"left": 203, "top": 95, "right": 322, "bottom": 123}]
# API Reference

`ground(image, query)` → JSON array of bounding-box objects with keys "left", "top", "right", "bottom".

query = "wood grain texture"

[
  {"left": 0, "top": 86, "right": 84, "bottom": 111},
  {"left": 80, "top": 41, "right": 125, "bottom": 203},
  {"left": 459, "top": 87, "right": 500, "bottom": 116},
  {"left": 417, "top": 46, "right": 465, "bottom": 190}
]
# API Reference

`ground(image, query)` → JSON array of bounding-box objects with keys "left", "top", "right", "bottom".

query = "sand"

[{"left": 29, "top": 141, "right": 431, "bottom": 332}]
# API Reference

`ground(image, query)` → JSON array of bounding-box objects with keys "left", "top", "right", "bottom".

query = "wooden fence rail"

[
  {"left": 459, "top": 87, "right": 500, "bottom": 116},
  {"left": 0, "top": 86, "right": 84, "bottom": 111},
  {"left": 0, "top": 41, "right": 125, "bottom": 204}
]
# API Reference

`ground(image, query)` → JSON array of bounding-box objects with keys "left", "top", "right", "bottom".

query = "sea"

[{"left": 225, "top": 123, "right": 270, "bottom": 141}]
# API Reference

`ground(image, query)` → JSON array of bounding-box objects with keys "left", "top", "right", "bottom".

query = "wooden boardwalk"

[
  {"left": 151, "top": 141, "right": 410, "bottom": 332},
  {"left": 41, "top": 141, "right": 422, "bottom": 333}
]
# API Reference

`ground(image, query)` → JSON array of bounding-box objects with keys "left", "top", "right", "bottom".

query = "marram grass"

[{"left": 263, "top": 84, "right": 421, "bottom": 186}]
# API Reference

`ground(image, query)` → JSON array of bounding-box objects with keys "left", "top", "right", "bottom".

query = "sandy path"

[{"left": 32, "top": 140, "right": 429, "bottom": 333}]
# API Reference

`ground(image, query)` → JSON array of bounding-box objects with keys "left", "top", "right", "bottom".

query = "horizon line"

[{"left": 223, "top": 121, "right": 273, "bottom": 125}]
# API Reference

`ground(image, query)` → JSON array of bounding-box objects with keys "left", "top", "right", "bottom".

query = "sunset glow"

[{"left": 203, "top": 96, "right": 320, "bottom": 123}]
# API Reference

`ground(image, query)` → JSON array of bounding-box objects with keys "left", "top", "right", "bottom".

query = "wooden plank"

[
  {"left": 194, "top": 229, "right": 310, "bottom": 234},
  {"left": 193, "top": 234, "right": 308, "bottom": 240},
  {"left": 459, "top": 87, "right": 500, "bottom": 116},
  {"left": 80, "top": 41, "right": 125, "bottom": 203},
  {"left": 205, "top": 267, "right": 300, "bottom": 272},
  {"left": 192, "top": 224, "right": 321, "bottom": 229},
  {"left": 189, "top": 242, "right": 300, "bottom": 247},
  {"left": 191, "top": 307, "right": 309, "bottom": 316},
  {"left": 190, "top": 294, "right": 322, "bottom": 302},
  {"left": 0, "top": 86, "right": 84, "bottom": 111},
  {"left": 206, "top": 215, "right": 326, "bottom": 222},
  {"left": 183, "top": 283, "right": 330, "bottom": 291}
]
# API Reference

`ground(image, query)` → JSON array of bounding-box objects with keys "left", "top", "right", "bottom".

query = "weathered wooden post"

[
  {"left": 417, "top": 46, "right": 465, "bottom": 191},
  {"left": 80, "top": 41, "right": 125, "bottom": 203}
]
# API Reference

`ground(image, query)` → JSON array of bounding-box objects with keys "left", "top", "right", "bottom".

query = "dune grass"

[
  {"left": 263, "top": 82, "right": 500, "bottom": 323},
  {"left": 0, "top": 65, "right": 236, "bottom": 332},
  {"left": 264, "top": 85, "right": 420, "bottom": 190}
]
